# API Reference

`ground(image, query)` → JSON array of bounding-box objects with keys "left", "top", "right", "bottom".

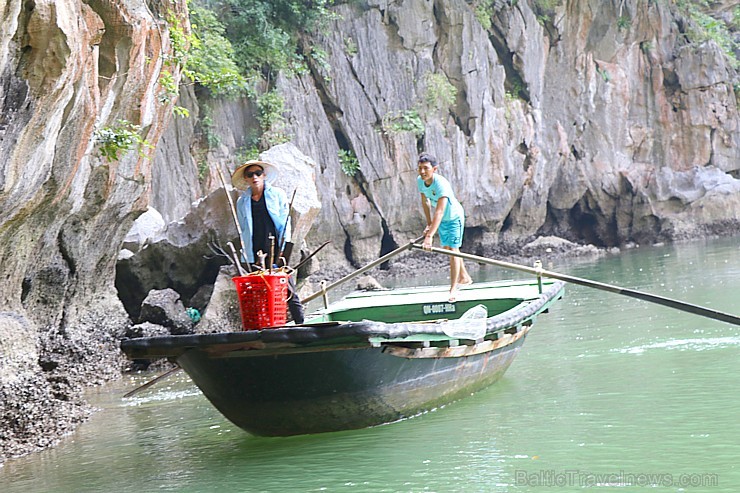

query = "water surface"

[{"left": 1, "top": 236, "right": 738, "bottom": 492}]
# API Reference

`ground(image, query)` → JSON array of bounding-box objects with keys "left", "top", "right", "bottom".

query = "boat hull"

[
  {"left": 121, "top": 280, "right": 565, "bottom": 436},
  {"left": 177, "top": 333, "right": 526, "bottom": 436}
]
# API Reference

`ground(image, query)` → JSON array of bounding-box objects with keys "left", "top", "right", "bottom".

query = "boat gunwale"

[{"left": 120, "top": 281, "right": 564, "bottom": 359}]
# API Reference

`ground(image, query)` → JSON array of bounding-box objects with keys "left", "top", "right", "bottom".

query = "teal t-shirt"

[{"left": 417, "top": 174, "right": 464, "bottom": 223}]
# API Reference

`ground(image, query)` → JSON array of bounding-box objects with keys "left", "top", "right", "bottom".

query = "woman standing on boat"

[
  {"left": 232, "top": 160, "right": 304, "bottom": 323},
  {"left": 416, "top": 152, "right": 472, "bottom": 302}
]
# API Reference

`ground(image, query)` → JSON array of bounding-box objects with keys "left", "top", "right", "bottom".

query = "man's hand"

[{"left": 422, "top": 235, "right": 433, "bottom": 251}]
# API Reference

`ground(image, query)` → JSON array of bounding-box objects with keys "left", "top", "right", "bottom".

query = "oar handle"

[
  {"left": 216, "top": 165, "right": 248, "bottom": 263},
  {"left": 303, "top": 236, "right": 425, "bottom": 304},
  {"left": 123, "top": 366, "right": 182, "bottom": 398},
  {"left": 412, "top": 244, "right": 740, "bottom": 327}
]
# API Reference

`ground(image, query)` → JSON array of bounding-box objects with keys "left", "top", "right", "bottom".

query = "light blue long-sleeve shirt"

[{"left": 235, "top": 184, "right": 291, "bottom": 264}]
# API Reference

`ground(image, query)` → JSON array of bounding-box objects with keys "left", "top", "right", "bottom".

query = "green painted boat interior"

[{"left": 306, "top": 279, "right": 555, "bottom": 324}]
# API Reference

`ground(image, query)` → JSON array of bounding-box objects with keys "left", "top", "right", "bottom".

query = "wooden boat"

[{"left": 120, "top": 278, "right": 565, "bottom": 436}]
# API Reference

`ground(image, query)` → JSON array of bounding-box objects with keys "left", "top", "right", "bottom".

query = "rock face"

[
  {"left": 0, "top": 0, "right": 188, "bottom": 460},
  {"left": 153, "top": 0, "right": 739, "bottom": 267},
  {"left": 0, "top": 0, "right": 739, "bottom": 462}
]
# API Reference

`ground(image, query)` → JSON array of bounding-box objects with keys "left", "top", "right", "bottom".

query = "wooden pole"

[
  {"left": 123, "top": 366, "right": 182, "bottom": 398},
  {"left": 215, "top": 165, "right": 250, "bottom": 271},
  {"left": 412, "top": 244, "right": 740, "bottom": 326},
  {"left": 303, "top": 236, "right": 425, "bottom": 304}
]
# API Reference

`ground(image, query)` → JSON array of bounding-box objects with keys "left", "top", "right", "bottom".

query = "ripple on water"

[{"left": 615, "top": 336, "right": 740, "bottom": 355}]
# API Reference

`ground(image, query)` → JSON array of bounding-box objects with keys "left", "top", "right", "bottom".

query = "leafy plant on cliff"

[
  {"left": 472, "top": 0, "right": 494, "bottom": 30},
  {"left": 185, "top": 6, "right": 251, "bottom": 96},
  {"left": 617, "top": 16, "right": 630, "bottom": 31},
  {"left": 678, "top": 1, "right": 739, "bottom": 69},
  {"left": 533, "top": 0, "right": 562, "bottom": 24},
  {"left": 424, "top": 73, "right": 457, "bottom": 113},
  {"left": 338, "top": 149, "right": 360, "bottom": 176},
  {"left": 206, "top": 0, "right": 339, "bottom": 80},
  {"left": 257, "top": 90, "right": 290, "bottom": 146},
  {"left": 94, "top": 120, "right": 153, "bottom": 162},
  {"left": 199, "top": 103, "right": 221, "bottom": 149},
  {"left": 310, "top": 46, "right": 332, "bottom": 83},
  {"left": 382, "top": 109, "right": 425, "bottom": 137}
]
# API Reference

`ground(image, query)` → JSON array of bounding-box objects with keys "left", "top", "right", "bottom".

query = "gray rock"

[
  {"left": 122, "top": 207, "right": 166, "bottom": 252},
  {"left": 195, "top": 267, "right": 243, "bottom": 334},
  {"left": 356, "top": 275, "right": 387, "bottom": 291},
  {"left": 139, "top": 289, "right": 194, "bottom": 335},
  {"left": 125, "top": 322, "right": 170, "bottom": 339}
]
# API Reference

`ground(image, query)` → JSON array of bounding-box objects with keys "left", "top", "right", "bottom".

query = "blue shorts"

[{"left": 438, "top": 218, "right": 464, "bottom": 248}]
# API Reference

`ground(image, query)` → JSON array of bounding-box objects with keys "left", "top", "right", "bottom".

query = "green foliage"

[
  {"left": 173, "top": 105, "right": 190, "bottom": 118},
  {"left": 166, "top": 11, "right": 190, "bottom": 67},
  {"left": 503, "top": 92, "right": 518, "bottom": 121},
  {"left": 679, "top": 0, "right": 739, "bottom": 69},
  {"left": 197, "top": 159, "right": 209, "bottom": 179},
  {"left": 533, "top": 0, "right": 562, "bottom": 23},
  {"left": 257, "top": 90, "right": 290, "bottom": 146},
  {"left": 338, "top": 149, "right": 360, "bottom": 176},
  {"left": 617, "top": 16, "right": 630, "bottom": 30},
  {"left": 186, "top": 6, "right": 250, "bottom": 96},
  {"left": 344, "top": 36, "right": 358, "bottom": 57},
  {"left": 158, "top": 70, "right": 179, "bottom": 103},
  {"left": 508, "top": 77, "right": 526, "bottom": 100},
  {"left": 207, "top": 0, "right": 339, "bottom": 79},
  {"left": 382, "top": 109, "right": 425, "bottom": 137},
  {"left": 198, "top": 103, "right": 221, "bottom": 148},
  {"left": 596, "top": 66, "right": 611, "bottom": 82},
  {"left": 424, "top": 73, "right": 457, "bottom": 112},
  {"left": 472, "top": 0, "right": 494, "bottom": 30},
  {"left": 310, "top": 47, "right": 332, "bottom": 83},
  {"left": 94, "top": 120, "right": 153, "bottom": 162},
  {"left": 201, "top": 115, "right": 220, "bottom": 148},
  {"left": 236, "top": 144, "right": 261, "bottom": 163},
  {"left": 161, "top": 5, "right": 249, "bottom": 117}
]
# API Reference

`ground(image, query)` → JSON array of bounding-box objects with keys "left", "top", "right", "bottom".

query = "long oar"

[
  {"left": 288, "top": 240, "right": 331, "bottom": 274},
  {"left": 303, "top": 236, "right": 425, "bottom": 304},
  {"left": 216, "top": 164, "right": 251, "bottom": 273},
  {"left": 123, "top": 366, "right": 182, "bottom": 398},
  {"left": 413, "top": 244, "right": 740, "bottom": 326},
  {"left": 278, "top": 188, "right": 297, "bottom": 256}
]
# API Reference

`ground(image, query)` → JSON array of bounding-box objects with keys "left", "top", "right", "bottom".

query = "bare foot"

[
  {"left": 459, "top": 277, "right": 473, "bottom": 286},
  {"left": 449, "top": 289, "right": 458, "bottom": 303}
]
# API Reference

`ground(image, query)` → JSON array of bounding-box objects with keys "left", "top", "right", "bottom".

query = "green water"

[{"left": 1, "top": 236, "right": 738, "bottom": 492}]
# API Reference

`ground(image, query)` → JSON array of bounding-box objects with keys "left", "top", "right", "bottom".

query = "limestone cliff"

[
  {"left": 156, "top": 0, "right": 739, "bottom": 267},
  {"left": 0, "top": 0, "right": 187, "bottom": 459}
]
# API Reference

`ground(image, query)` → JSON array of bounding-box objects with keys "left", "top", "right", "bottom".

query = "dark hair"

[{"left": 418, "top": 152, "right": 438, "bottom": 166}]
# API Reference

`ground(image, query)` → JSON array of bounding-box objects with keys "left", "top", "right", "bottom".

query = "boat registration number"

[{"left": 422, "top": 303, "right": 456, "bottom": 315}]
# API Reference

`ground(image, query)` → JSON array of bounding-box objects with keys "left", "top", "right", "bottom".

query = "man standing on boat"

[
  {"left": 417, "top": 152, "right": 472, "bottom": 302},
  {"left": 232, "top": 160, "right": 305, "bottom": 324}
]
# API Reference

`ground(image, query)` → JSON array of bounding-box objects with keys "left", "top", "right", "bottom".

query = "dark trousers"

[{"left": 287, "top": 276, "right": 305, "bottom": 324}]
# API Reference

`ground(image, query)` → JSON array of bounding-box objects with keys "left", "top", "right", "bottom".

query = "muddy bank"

[{"left": 1, "top": 303, "right": 128, "bottom": 463}]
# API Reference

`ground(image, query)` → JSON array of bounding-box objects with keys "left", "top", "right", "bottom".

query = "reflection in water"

[{"left": 1, "top": 236, "right": 738, "bottom": 492}]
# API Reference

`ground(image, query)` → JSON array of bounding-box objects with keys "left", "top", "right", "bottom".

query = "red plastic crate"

[{"left": 232, "top": 272, "right": 289, "bottom": 330}]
